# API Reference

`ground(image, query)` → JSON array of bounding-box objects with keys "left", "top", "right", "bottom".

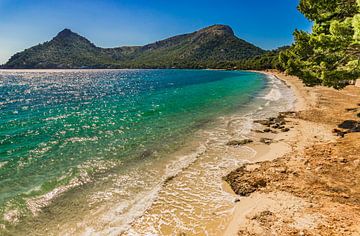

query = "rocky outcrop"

[
  {"left": 254, "top": 112, "right": 295, "bottom": 134},
  {"left": 226, "top": 139, "right": 253, "bottom": 146},
  {"left": 225, "top": 165, "right": 268, "bottom": 196}
]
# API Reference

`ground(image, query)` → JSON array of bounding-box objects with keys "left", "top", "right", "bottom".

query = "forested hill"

[{"left": 3, "top": 25, "right": 266, "bottom": 69}]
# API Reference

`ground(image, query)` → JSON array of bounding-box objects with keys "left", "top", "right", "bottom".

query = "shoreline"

[
  {"left": 3, "top": 69, "right": 358, "bottom": 235},
  {"left": 222, "top": 70, "right": 310, "bottom": 235},
  {"left": 1, "top": 69, "right": 282, "bottom": 235},
  {"left": 223, "top": 70, "right": 360, "bottom": 235},
  {"left": 123, "top": 70, "right": 298, "bottom": 235}
]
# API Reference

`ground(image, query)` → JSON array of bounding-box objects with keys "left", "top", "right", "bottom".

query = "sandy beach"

[
  {"left": 124, "top": 70, "right": 360, "bottom": 235},
  {"left": 2, "top": 70, "right": 358, "bottom": 235},
  {"left": 224, "top": 71, "right": 360, "bottom": 235}
]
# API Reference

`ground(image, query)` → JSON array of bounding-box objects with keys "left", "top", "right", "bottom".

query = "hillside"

[{"left": 3, "top": 25, "right": 265, "bottom": 69}]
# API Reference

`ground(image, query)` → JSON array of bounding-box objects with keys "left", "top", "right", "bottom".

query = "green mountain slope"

[{"left": 3, "top": 25, "right": 265, "bottom": 69}]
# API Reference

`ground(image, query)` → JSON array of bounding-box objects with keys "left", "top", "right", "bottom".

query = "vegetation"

[
  {"left": 279, "top": 0, "right": 360, "bottom": 88},
  {"left": 235, "top": 47, "right": 289, "bottom": 70},
  {"left": 3, "top": 25, "right": 266, "bottom": 69}
]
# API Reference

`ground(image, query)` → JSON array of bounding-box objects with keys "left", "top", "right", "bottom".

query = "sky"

[{"left": 0, "top": 0, "right": 311, "bottom": 64}]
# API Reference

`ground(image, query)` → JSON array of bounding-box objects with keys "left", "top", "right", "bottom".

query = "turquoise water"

[{"left": 0, "top": 69, "right": 265, "bottom": 230}]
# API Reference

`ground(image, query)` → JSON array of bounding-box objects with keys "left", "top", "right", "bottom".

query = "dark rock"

[
  {"left": 268, "top": 117, "right": 277, "bottom": 122},
  {"left": 281, "top": 128, "right": 290, "bottom": 132},
  {"left": 338, "top": 120, "right": 359, "bottom": 129},
  {"left": 255, "top": 179, "right": 267, "bottom": 187},
  {"left": 233, "top": 179, "right": 267, "bottom": 196},
  {"left": 332, "top": 128, "right": 342, "bottom": 133},
  {"left": 350, "top": 125, "right": 360, "bottom": 133},
  {"left": 260, "top": 138, "right": 273, "bottom": 145},
  {"left": 332, "top": 128, "right": 348, "bottom": 137},
  {"left": 271, "top": 124, "right": 280, "bottom": 129},
  {"left": 274, "top": 117, "right": 285, "bottom": 124},
  {"left": 337, "top": 120, "right": 360, "bottom": 134},
  {"left": 263, "top": 128, "right": 271, "bottom": 133},
  {"left": 338, "top": 132, "right": 347, "bottom": 138},
  {"left": 164, "top": 175, "right": 176, "bottom": 184},
  {"left": 227, "top": 139, "right": 253, "bottom": 146},
  {"left": 339, "top": 158, "right": 348, "bottom": 163}
]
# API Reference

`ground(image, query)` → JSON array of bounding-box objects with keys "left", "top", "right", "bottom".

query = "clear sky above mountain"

[{"left": 0, "top": 0, "right": 311, "bottom": 64}]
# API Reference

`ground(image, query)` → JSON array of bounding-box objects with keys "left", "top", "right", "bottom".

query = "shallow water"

[
  {"left": 126, "top": 73, "right": 295, "bottom": 235},
  {"left": 0, "top": 69, "right": 273, "bottom": 234}
]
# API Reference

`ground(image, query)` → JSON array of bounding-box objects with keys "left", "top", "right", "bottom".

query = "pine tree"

[{"left": 280, "top": 0, "right": 360, "bottom": 88}]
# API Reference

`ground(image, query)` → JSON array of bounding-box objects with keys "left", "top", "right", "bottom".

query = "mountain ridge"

[{"left": 3, "top": 25, "right": 266, "bottom": 69}]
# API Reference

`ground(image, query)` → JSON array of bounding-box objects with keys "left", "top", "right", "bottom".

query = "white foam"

[
  {"left": 98, "top": 185, "right": 162, "bottom": 236},
  {"left": 261, "top": 74, "right": 284, "bottom": 102},
  {"left": 123, "top": 120, "right": 258, "bottom": 235},
  {"left": 26, "top": 170, "right": 91, "bottom": 216},
  {"left": 263, "top": 87, "right": 282, "bottom": 101},
  {"left": 81, "top": 145, "right": 208, "bottom": 235}
]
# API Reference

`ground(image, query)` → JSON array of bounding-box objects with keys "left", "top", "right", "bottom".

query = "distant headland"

[{"left": 2, "top": 25, "right": 280, "bottom": 69}]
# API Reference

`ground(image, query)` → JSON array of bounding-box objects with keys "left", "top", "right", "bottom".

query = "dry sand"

[{"left": 224, "top": 71, "right": 360, "bottom": 236}]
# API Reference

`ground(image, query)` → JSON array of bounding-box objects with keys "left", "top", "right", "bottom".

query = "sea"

[{"left": 0, "top": 69, "right": 295, "bottom": 235}]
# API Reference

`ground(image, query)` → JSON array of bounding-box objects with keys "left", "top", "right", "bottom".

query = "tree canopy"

[{"left": 279, "top": 0, "right": 360, "bottom": 88}]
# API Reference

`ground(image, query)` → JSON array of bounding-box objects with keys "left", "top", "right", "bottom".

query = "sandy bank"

[{"left": 224, "top": 70, "right": 360, "bottom": 235}]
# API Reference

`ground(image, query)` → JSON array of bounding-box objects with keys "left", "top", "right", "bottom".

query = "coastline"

[
  {"left": 223, "top": 70, "right": 360, "bottom": 235},
  {"left": 1, "top": 69, "right": 280, "bottom": 235},
  {"left": 123, "top": 70, "right": 299, "bottom": 235},
  {"left": 2, "top": 69, "right": 358, "bottom": 235}
]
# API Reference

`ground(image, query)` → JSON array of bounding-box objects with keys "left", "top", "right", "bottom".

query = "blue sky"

[{"left": 0, "top": 0, "right": 311, "bottom": 64}]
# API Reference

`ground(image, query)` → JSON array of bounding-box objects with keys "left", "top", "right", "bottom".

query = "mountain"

[
  {"left": 3, "top": 25, "right": 266, "bottom": 69},
  {"left": 3, "top": 29, "right": 112, "bottom": 69}
]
